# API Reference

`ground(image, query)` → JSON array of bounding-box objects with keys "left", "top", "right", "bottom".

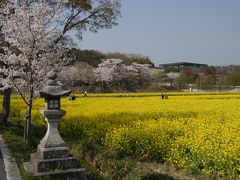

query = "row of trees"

[
  {"left": 60, "top": 58, "right": 152, "bottom": 88},
  {"left": 168, "top": 66, "right": 240, "bottom": 90},
  {"left": 65, "top": 48, "right": 154, "bottom": 67},
  {"left": 59, "top": 57, "right": 240, "bottom": 91}
]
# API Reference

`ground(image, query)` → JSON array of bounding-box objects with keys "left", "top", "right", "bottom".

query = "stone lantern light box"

[{"left": 47, "top": 97, "right": 60, "bottom": 110}]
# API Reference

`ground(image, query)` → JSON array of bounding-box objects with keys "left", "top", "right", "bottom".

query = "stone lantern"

[{"left": 24, "top": 71, "right": 86, "bottom": 179}]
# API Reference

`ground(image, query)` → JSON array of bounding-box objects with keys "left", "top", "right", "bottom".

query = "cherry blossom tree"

[
  {"left": 0, "top": 0, "right": 121, "bottom": 44},
  {"left": 166, "top": 72, "right": 181, "bottom": 87},
  {"left": 94, "top": 59, "right": 125, "bottom": 85},
  {"left": 60, "top": 61, "right": 95, "bottom": 86},
  {"left": 0, "top": 0, "right": 122, "bottom": 140},
  {"left": 94, "top": 59, "right": 151, "bottom": 87},
  {"left": 149, "top": 68, "right": 165, "bottom": 87},
  {"left": 130, "top": 62, "right": 151, "bottom": 86},
  {"left": 0, "top": 0, "right": 69, "bottom": 140}
]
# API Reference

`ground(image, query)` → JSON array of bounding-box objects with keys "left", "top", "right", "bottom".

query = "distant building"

[{"left": 159, "top": 62, "right": 208, "bottom": 68}]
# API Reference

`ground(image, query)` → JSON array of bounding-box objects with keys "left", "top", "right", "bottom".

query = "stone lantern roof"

[{"left": 39, "top": 71, "right": 71, "bottom": 98}]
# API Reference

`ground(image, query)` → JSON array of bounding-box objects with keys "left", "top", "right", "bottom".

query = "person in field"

[
  {"left": 161, "top": 94, "right": 164, "bottom": 99},
  {"left": 72, "top": 94, "right": 76, "bottom": 100},
  {"left": 68, "top": 94, "right": 76, "bottom": 100}
]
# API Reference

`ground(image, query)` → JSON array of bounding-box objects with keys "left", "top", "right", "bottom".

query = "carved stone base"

[
  {"left": 24, "top": 162, "right": 86, "bottom": 180},
  {"left": 24, "top": 151, "right": 86, "bottom": 179},
  {"left": 24, "top": 109, "right": 86, "bottom": 179},
  {"left": 30, "top": 153, "right": 79, "bottom": 172},
  {"left": 37, "top": 145, "right": 70, "bottom": 159}
]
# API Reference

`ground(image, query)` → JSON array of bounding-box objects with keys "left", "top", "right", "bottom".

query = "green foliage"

[
  {"left": 0, "top": 122, "right": 49, "bottom": 180},
  {"left": 65, "top": 49, "right": 155, "bottom": 68},
  {"left": 195, "top": 76, "right": 216, "bottom": 90},
  {"left": 124, "top": 57, "right": 154, "bottom": 67},
  {"left": 96, "top": 159, "right": 135, "bottom": 180},
  {"left": 105, "top": 52, "right": 129, "bottom": 60},
  {"left": 66, "top": 48, "right": 106, "bottom": 67},
  {"left": 201, "top": 66, "right": 216, "bottom": 76},
  {"left": 173, "top": 74, "right": 198, "bottom": 89},
  {"left": 163, "top": 66, "right": 182, "bottom": 73},
  {"left": 173, "top": 77, "right": 188, "bottom": 89},
  {"left": 224, "top": 71, "right": 240, "bottom": 86},
  {"left": 222, "top": 65, "right": 240, "bottom": 73},
  {"left": 105, "top": 52, "right": 154, "bottom": 66}
]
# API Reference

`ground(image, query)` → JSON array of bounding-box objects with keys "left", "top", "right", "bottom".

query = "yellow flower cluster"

[{"left": 3, "top": 93, "right": 240, "bottom": 177}]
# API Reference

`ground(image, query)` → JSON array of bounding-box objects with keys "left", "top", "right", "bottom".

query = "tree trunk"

[
  {"left": 24, "top": 101, "right": 32, "bottom": 141},
  {"left": 0, "top": 88, "right": 12, "bottom": 123}
]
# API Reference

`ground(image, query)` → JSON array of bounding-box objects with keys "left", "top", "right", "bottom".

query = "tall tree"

[
  {"left": 224, "top": 71, "right": 240, "bottom": 87},
  {"left": 0, "top": 87, "right": 11, "bottom": 123},
  {"left": 0, "top": 0, "right": 69, "bottom": 140},
  {"left": 54, "top": 0, "right": 121, "bottom": 44},
  {"left": 149, "top": 68, "right": 164, "bottom": 87},
  {"left": 0, "top": 4, "right": 12, "bottom": 123},
  {"left": 0, "top": 0, "right": 122, "bottom": 138}
]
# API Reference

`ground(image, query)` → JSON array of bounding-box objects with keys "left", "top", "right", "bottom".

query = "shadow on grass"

[
  {"left": 141, "top": 172, "right": 176, "bottom": 180},
  {"left": 0, "top": 121, "right": 46, "bottom": 161},
  {"left": 0, "top": 121, "right": 49, "bottom": 180}
]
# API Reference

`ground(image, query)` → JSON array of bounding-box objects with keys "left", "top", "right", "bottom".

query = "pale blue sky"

[{"left": 79, "top": 0, "right": 240, "bottom": 66}]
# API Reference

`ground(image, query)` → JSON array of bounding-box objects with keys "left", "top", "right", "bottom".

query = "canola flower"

[{"left": 2, "top": 92, "right": 240, "bottom": 177}]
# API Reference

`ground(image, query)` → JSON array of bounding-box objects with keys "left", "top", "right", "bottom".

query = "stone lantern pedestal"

[{"left": 24, "top": 71, "right": 86, "bottom": 179}]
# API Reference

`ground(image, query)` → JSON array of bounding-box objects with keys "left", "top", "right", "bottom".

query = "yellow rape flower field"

[{"left": 5, "top": 92, "right": 240, "bottom": 178}]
